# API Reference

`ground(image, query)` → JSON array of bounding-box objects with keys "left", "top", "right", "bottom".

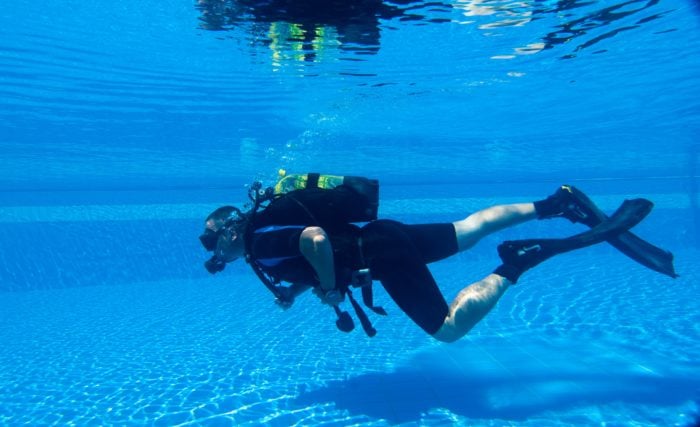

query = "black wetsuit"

[{"left": 248, "top": 219, "right": 459, "bottom": 335}]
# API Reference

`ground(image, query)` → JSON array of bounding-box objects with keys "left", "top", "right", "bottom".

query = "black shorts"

[{"left": 360, "top": 220, "right": 459, "bottom": 335}]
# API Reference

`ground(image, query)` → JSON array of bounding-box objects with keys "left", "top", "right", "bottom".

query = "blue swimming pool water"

[{"left": 1, "top": 0, "right": 699, "bottom": 425}]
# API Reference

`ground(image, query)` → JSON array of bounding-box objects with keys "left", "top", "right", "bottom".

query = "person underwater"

[{"left": 199, "top": 172, "right": 677, "bottom": 341}]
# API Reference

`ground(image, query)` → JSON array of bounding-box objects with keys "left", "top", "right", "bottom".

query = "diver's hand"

[
  {"left": 313, "top": 287, "right": 344, "bottom": 306},
  {"left": 275, "top": 297, "right": 294, "bottom": 310},
  {"left": 275, "top": 287, "right": 294, "bottom": 310}
]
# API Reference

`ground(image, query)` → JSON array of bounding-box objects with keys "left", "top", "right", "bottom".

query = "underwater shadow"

[{"left": 294, "top": 355, "right": 699, "bottom": 423}]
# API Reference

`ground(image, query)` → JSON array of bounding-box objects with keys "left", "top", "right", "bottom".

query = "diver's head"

[{"left": 200, "top": 205, "right": 249, "bottom": 274}]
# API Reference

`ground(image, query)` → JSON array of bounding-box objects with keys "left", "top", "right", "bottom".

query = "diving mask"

[{"left": 200, "top": 207, "right": 246, "bottom": 274}]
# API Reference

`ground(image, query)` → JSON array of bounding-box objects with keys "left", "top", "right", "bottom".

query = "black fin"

[
  {"left": 497, "top": 198, "right": 653, "bottom": 283},
  {"left": 563, "top": 186, "right": 677, "bottom": 278}
]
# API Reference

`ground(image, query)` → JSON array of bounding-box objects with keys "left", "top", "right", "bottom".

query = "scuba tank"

[{"left": 271, "top": 170, "right": 379, "bottom": 223}]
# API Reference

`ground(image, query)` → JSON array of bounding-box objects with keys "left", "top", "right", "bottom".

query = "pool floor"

[{"left": 1, "top": 248, "right": 697, "bottom": 426}]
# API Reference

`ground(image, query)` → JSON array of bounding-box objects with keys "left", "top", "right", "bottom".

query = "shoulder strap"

[{"left": 307, "top": 173, "right": 320, "bottom": 188}]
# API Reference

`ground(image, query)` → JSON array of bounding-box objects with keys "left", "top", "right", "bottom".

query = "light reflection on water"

[
  {"left": 0, "top": 0, "right": 696, "bottom": 193},
  {"left": 195, "top": 0, "right": 676, "bottom": 67}
]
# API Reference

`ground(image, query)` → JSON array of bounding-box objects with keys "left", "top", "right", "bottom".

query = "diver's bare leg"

[
  {"left": 433, "top": 203, "right": 534, "bottom": 342},
  {"left": 432, "top": 273, "right": 511, "bottom": 343},
  {"left": 453, "top": 203, "right": 536, "bottom": 251}
]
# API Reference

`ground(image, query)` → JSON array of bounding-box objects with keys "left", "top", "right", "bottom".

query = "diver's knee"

[
  {"left": 452, "top": 218, "right": 483, "bottom": 251},
  {"left": 431, "top": 321, "right": 463, "bottom": 343}
]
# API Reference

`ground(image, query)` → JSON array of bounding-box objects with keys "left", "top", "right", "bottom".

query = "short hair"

[
  {"left": 205, "top": 205, "right": 250, "bottom": 236},
  {"left": 205, "top": 206, "right": 238, "bottom": 223}
]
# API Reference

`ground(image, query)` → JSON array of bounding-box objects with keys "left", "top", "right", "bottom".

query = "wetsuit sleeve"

[{"left": 250, "top": 227, "right": 319, "bottom": 285}]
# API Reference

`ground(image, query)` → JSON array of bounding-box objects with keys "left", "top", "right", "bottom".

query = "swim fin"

[
  {"left": 495, "top": 198, "right": 653, "bottom": 283},
  {"left": 547, "top": 185, "right": 677, "bottom": 278}
]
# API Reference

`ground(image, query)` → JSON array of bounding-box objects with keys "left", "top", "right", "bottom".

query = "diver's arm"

[
  {"left": 275, "top": 283, "right": 312, "bottom": 310},
  {"left": 299, "top": 226, "right": 336, "bottom": 292},
  {"left": 299, "top": 226, "right": 343, "bottom": 305},
  {"left": 289, "top": 282, "right": 312, "bottom": 297}
]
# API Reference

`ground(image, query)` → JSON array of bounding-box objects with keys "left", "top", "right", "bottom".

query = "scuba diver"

[{"left": 199, "top": 172, "right": 676, "bottom": 342}]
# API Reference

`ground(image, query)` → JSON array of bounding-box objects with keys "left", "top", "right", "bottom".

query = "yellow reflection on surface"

[{"left": 268, "top": 22, "right": 339, "bottom": 67}]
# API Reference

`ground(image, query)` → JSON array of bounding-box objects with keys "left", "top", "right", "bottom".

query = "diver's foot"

[
  {"left": 493, "top": 240, "right": 552, "bottom": 284},
  {"left": 534, "top": 185, "right": 594, "bottom": 223}
]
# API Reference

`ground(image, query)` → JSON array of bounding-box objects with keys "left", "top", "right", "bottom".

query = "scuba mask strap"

[{"left": 223, "top": 207, "right": 245, "bottom": 228}]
